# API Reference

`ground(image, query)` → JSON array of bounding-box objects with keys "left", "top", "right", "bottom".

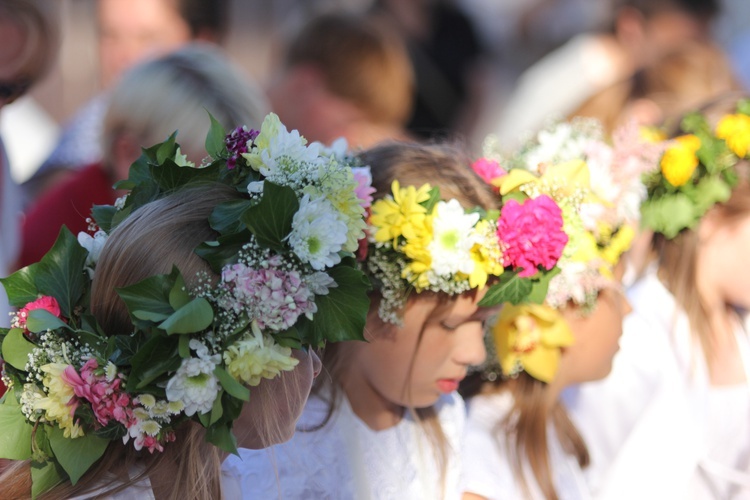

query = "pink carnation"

[
  {"left": 471, "top": 158, "right": 506, "bottom": 190},
  {"left": 14, "top": 296, "right": 62, "bottom": 334},
  {"left": 497, "top": 195, "right": 567, "bottom": 277},
  {"left": 62, "top": 359, "right": 131, "bottom": 427}
]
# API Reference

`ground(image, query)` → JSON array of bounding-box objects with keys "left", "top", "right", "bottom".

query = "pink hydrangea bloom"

[
  {"left": 221, "top": 258, "right": 317, "bottom": 331},
  {"left": 471, "top": 158, "right": 506, "bottom": 189},
  {"left": 62, "top": 359, "right": 131, "bottom": 427},
  {"left": 352, "top": 167, "right": 376, "bottom": 209},
  {"left": 14, "top": 296, "right": 62, "bottom": 334},
  {"left": 497, "top": 195, "right": 567, "bottom": 277}
]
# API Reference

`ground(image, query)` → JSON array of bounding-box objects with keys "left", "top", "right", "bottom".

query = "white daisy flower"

[
  {"left": 428, "top": 200, "right": 480, "bottom": 277},
  {"left": 288, "top": 194, "right": 348, "bottom": 270},
  {"left": 165, "top": 340, "right": 221, "bottom": 416}
]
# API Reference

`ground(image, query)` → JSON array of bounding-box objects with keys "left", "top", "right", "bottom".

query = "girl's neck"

[
  {"left": 341, "top": 375, "right": 404, "bottom": 432},
  {"left": 697, "top": 283, "right": 747, "bottom": 385}
]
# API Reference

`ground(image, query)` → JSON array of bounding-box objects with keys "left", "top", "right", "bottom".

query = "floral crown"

[
  {"left": 475, "top": 119, "right": 659, "bottom": 382},
  {"left": 641, "top": 99, "right": 750, "bottom": 239},
  {"left": 0, "top": 113, "right": 371, "bottom": 495},
  {"left": 365, "top": 178, "right": 567, "bottom": 324}
]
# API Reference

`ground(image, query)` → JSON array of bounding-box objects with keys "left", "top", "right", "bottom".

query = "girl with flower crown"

[
  {"left": 224, "top": 141, "right": 565, "bottom": 498},
  {"left": 567, "top": 94, "right": 750, "bottom": 499},
  {"left": 0, "top": 113, "right": 372, "bottom": 498},
  {"left": 460, "top": 119, "right": 660, "bottom": 500}
]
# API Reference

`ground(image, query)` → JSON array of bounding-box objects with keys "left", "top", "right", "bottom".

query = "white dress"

[
  {"left": 462, "top": 392, "right": 591, "bottom": 500},
  {"left": 222, "top": 391, "right": 466, "bottom": 499},
  {"left": 565, "top": 270, "right": 750, "bottom": 499}
]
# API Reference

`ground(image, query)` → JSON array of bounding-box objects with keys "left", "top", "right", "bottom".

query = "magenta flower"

[
  {"left": 225, "top": 126, "right": 259, "bottom": 170},
  {"left": 471, "top": 158, "right": 506, "bottom": 190},
  {"left": 497, "top": 195, "right": 567, "bottom": 277},
  {"left": 62, "top": 359, "right": 131, "bottom": 427},
  {"left": 13, "top": 296, "right": 62, "bottom": 334}
]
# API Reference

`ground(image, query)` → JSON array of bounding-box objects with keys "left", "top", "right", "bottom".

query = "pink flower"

[
  {"left": 497, "top": 195, "right": 567, "bottom": 277},
  {"left": 225, "top": 126, "right": 259, "bottom": 170},
  {"left": 14, "top": 296, "right": 62, "bottom": 334},
  {"left": 134, "top": 435, "right": 164, "bottom": 454},
  {"left": 352, "top": 167, "right": 376, "bottom": 209},
  {"left": 62, "top": 359, "right": 131, "bottom": 427},
  {"left": 471, "top": 158, "right": 506, "bottom": 190}
]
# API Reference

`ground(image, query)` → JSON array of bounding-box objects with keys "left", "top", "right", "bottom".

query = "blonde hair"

[
  {"left": 0, "top": 0, "right": 58, "bottom": 86},
  {"left": 103, "top": 42, "right": 269, "bottom": 164},
  {"left": 285, "top": 13, "right": 414, "bottom": 126},
  {"left": 311, "top": 141, "right": 496, "bottom": 492},
  {"left": 651, "top": 93, "right": 750, "bottom": 369}
]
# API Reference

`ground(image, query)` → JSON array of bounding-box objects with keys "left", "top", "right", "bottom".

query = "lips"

[{"left": 436, "top": 378, "right": 463, "bottom": 394}]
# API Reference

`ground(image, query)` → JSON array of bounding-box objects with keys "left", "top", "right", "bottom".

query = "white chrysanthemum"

[
  {"left": 104, "top": 361, "right": 118, "bottom": 382},
  {"left": 288, "top": 194, "right": 348, "bottom": 270},
  {"left": 242, "top": 113, "right": 320, "bottom": 177},
  {"left": 165, "top": 340, "right": 221, "bottom": 416},
  {"left": 78, "top": 230, "right": 108, "bottom": 271},
  {"left": 136, "top": 394, "right": 156, "bottom": 409},
  {"left": 428, "top": 200, "right": 480, "bottom": 277},
  {"left": 314, "top": 136, "right": 349, "bottom": 161},
  {"left": 140, "top": 420, "right": 161, "bottom": 436},
  {"left": 223, "top": 321, "right": 299, "bottom": 386}
]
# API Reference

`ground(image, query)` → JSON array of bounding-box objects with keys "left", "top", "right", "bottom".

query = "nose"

[
  {"left": 454, "top": 324, "right": 487, "bottom": 367},
  {"left": 310, "top": 349, "right": 322, "bottom": 379}
]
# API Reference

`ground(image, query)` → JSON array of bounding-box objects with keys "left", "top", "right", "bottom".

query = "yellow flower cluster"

[
  {"left": 716, "top": 113, "right": 750, "bottom": 158},
  {"left": 223, "top": 323, "right": 299, "bottom": 386},
  {"left": 660, "top": 134, "right": 701, "bottom": 187},
  {"left": 493, "top": 304, "right": 574, "bottom": 383},
  {"left": 34, "top": 363, "right": 85, "bottom": 439},
  {"left": 468, "top": 219, "right": 504, "bottom": 289}
]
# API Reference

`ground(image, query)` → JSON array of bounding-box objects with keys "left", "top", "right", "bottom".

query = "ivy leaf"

[
  {"left": 26, "top": 309, "right": 69, "bottom": 334},
  {"left": 422, "top": 187, "right": 441, "bottom": 213},
  {"left": 195, "top": 230, "right": 251, "bottom": 274},
  {"left": 127, "top": 334, "right": 181, "bottom": 390},
  {"left": 90, "top": 204, "right": 118, "bottom": 233},
  {"left": 209, "top": 199, "right": 256, "bottom": 235},
  {"left": 48, "top": 426, "right": 109, "bottom": 484},
  {"left": 117, "top": 268, "right": 177, "bottom": 328},
  {"left": 479, "top": 271, "right": 533, "bottom": 307},
  {"left": 527, "top": 266, "right": 561, "bottom": 304},
  {"left": 158, "top": 297, "right": 214, "bottom": 335},
  {"left": 155, "top": 131, "right": 178, "bottom": 164},
  {"left": 240, "top": 182, "right": 299, "bottom": 251},
  {"left": 205, "top": 112, "right": 228, "bottom": 159},
  {"left": 640, "top": 194, "right": 697, "bottom": 239},
  {"left": 214, "top": 366, "right": 250, "bottom": 401},
  {"left": 168, "top": 271, "right": 191, "bottom": 310},
  {"left": 0, "top": 396, "right": 33, "bottom": 460},
  {"left": 31, "top": 460, "right": 63, "bottom": 499},
  {"left": 689, "top": 175, "right": 732, "bottom": 215},
  {"left": 2, "top": 328, "right": 36, "bottom": 370},
  {"left": 0, "top": 265, "right": 38, "bottom": 307},
  {"left": 34, "top": 227, "right": 88, "bottom": 318},
  {"left": 296, "top": 263, "right": 370, "bottom": 344},
  {"left": 204, "top": 422, "right": 238, "bottom": 455}
]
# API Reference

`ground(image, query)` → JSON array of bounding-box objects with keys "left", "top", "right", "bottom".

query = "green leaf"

[
  {"left": 689, "top": 174, "right": 732, "bottom": 215},
  {"left": 205, "top": 112, "right": 228, "bottom": 158},
  {"left": 297, "top": 263, "right": 370, "bottom": 344},
  {"left": 195, "top": 230, "right": 251, "bottom": 273},
  {"left": 132, "top": 310, "right": 171, "bottom": 322},
  {"left": 26, "top": 309, "right": 69, "bottom": 334},
  {"left": 241, "top": 182, "right": 299, "bottom": 251},
  {"left": 156, "top": 131, "right": 178, "bottom": 164},
  {"left": 34, "top": 227, "right": 88, "bottom": 318},
  {"left": 48, "top": 426, "right": 109, "bottom": 484},
  {"left": 479, "top": 272, "right": 533, "bottom": 307},
  {"left": 117, "top": 269, "right": 177, "bottom": 327},
  {"left": 150, "top": 158, "right": 224, "bottom": 192},
  {"left": 0, "top": 396, "right": 33, "bottom": 460},
  {"left": 214, "top": 366, "right": 250, "bottom": 401},
  {"left": 2, "top": 328, "right": 36, "bottom": 370},
  {"left": 204, "top": 423, "right": 237, "bottom": 455},
  {"left": 640, "top": 194, "right": 697, "bottom": 239},
  {"left": 158, "top": 297, "right": 214, "bottom": 335},
  {"left": 198, "top": 392, "right": 224, "bottom": 427},
  {"left": 127, "top": 334, "right": 181, "bottom": 390},
  {"left": 422, "top": 186, "right": 441, "bottom": 213},
  {"left": 209, "top": 199, "right": 256, "bottom": 235},
  {"left": 31, "top": 460, "right": 63, "bottom": 499},
  {"left": 169, "top": 271, "right": 191, "bottom": 310},
  {"left": 0, "top": 265, "right": 39, "bottom": 307},
  {"left": 91, "top": 204, "right": 119, "bottom": 233},
  {"left": 527, "top": 267, "right": 561, "bottom": 304}
]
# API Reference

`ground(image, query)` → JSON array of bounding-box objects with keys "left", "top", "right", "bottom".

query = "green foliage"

[
  {"left": 241, "top": 182, "right": 299, "bottom": 251},
  {"left": 2, "top": 328, "right": 35, "bottom": 370},
  {"left": 205, "top": 112, "right": 228, "bottom": 158},
  {"left": 479, "top": 271, "right": 532, "bottom": 307},
  {"left": 48, "top": 426, "right": 109, "bottom": 484},
  {"left": 0, "top": 396, "right": 33, "bottom": 460}
]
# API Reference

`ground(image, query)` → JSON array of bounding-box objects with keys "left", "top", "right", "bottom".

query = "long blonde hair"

[{"left": 311, "top": 141, "right": 497, "bottom": 492}]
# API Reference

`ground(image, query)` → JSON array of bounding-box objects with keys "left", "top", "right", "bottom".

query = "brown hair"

[
  {"left": 0, "top": 183, "right": 240, "bottom": 499},
  {"left": 652, "top": 92, "right": 750, "bottom": 369},
  {"left": 310, "top": 141, "right": 497, "bottom": 492},
  {"left": 285, "top": 13, "right": 414, "bottom": 126}
]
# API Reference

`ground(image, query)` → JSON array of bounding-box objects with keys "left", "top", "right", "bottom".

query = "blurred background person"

[
  {"left": 267, "top": 12, "right": 414, "bottom": 149},
  {"left": 23, "top": 0, "right": 229, "bottom": 202},
  {"left": 18, "top": 43, "right": 268, "bottom": 268}
]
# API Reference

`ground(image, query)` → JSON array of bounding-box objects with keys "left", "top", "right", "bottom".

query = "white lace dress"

[
  {"left": 462, "top": 392, "right": 591, "bottom": 500},
  {"left": 222, "top": 391, "right": 466, "bottom": 499}
]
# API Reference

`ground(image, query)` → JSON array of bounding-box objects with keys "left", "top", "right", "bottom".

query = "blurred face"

[
  {"left": 699, "top": 212, "right": 750, "bottom": 310},
  {"left": 233, "top": 348, "right": 321, "bottom": 449},
  {"left": 98, "top": 0, "right": 191, "bottom": 87},
  {"left": 345, "top": 291, "right": 491, "bottom": 424},
  {"left": 640, "top": 10, "right": 710, "bottom": 64},
  {"left": 0, "top": 14, "right": 30, "bottom": 108},
  {"left": 557, "top": 262, "right": 632, "bottom": 385}
]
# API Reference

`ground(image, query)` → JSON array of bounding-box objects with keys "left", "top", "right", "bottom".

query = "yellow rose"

[
  {"left": 660, "top": 135, "right": 701, "bottom": 187},
  {"left": 716, "top": 113, "right": 750, "bottom": 158}
]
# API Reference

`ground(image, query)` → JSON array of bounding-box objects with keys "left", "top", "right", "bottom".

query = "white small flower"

[
  {"left": 140, "top": 419, "right": 161, "bottom": 436},
  {"left": 247, "top": 180, "right": 265, "bottom": 193},
  {"left": 288, "top": 194, "right": 348, "bottom": 270},
  {"left": 314, "top": 137, "right": 349, "bottom": 160},
  {"left": 104, "top": 361, "right": 118, "bottom": 382},
  {"left": 165, "top": 340, "right": 221, "bottom": 416},
  {"left": 114, "top": 195, "right": 128, "bottom": 210},
  {"left": 306, "top": 272, "right": 337, "bottom": 295},
  {"left": 78, "top": 230, "right": 108, "bottom": 272},
  {"left": 428, "top": 200, "right": 479, "bottom": 277},
  {"left": 136, "top": 393, "right": 156, "bottom": 409}
]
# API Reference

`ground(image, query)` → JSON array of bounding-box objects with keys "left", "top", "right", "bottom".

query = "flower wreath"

[
  {"left": 641, "top": 98, "right": 750, "bottom": 239},
  {"left": 366, "top": 179, "right": 567, "bottom": 324},
  {"left": 476, "top": 118, "right": 659, "bottom": 381},
  {"left": 0, "top": 113, "right": 372, "bottom": 496}
]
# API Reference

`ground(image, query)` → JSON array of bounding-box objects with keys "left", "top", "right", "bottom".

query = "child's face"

[
  {"left": 557, "top": 262, "right": 632, "bottom": 385},
  {"left": 351, "top": 291, "right": 492, "bottom": 412}
]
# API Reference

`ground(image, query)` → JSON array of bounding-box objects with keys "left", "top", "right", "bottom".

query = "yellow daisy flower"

[
  {"left": 716, "top": 113, "right": 750, "bottom": 158},
  {"left": 370, "top": 181, "right": 432, "bottom": 246},
  {"left": 660, "top": 134, "right": 701, "bottom": 187}
]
